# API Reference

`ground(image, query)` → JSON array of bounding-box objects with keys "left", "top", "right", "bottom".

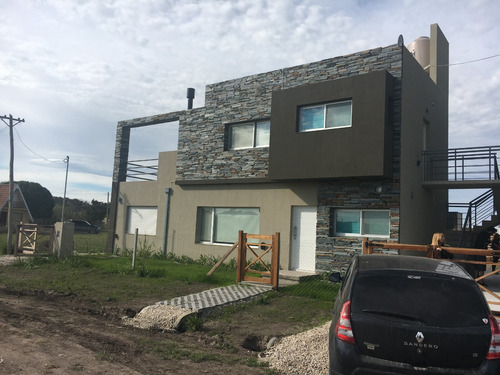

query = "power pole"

[{"left": 1, "top": 114, "right": 25, "bottom": 254}]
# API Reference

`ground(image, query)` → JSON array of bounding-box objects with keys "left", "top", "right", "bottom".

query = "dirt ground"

[{"left": 0, "top": 288, "right": 283, "bottom": 375}]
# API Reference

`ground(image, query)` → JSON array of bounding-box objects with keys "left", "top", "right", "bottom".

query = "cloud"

[{"left": 1, "top": 0, "right": 499, "bottom": 201}]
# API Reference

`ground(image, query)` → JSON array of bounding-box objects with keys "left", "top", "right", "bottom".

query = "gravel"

[
  {"left": 124, "top": 301, "right": 331, "bottom": 374},
  {"left": 261, "top": 322, "right": 330, "bottom": 375},
  {"left": 0, "top": 255, "right": 24, "bottom": 266}
]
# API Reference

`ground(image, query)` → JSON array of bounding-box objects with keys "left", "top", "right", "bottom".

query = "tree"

[
  {"left": 85, "top": 200, "right": 107, "bottom": 226},
  {"left": 17, "top": 181, "right": 55, "bottom": 223},
  {"left": 52, "top": 197, "right": 107, "bottom": 227}
]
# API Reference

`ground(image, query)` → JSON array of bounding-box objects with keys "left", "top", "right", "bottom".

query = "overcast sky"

[{"left": 1, "top": 0, "right": 499, "bottom": 203}]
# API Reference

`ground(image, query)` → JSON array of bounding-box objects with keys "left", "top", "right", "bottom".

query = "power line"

[
  {"left": 449, "top": 53, "right": 500, "bottom": 66},
  {"left": 434, "top": 53, "right": 500, "bottom": 67},
  {"left": 14, "top": 127, "right": 54, "bottom": 163}
]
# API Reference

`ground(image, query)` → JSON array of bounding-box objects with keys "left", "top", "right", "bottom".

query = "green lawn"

[
  {"left": 0, "top": 231, "right": 108, "bottom": 255},
  {"left": 0, "top": 245, "right": 338, "bottom": 373}
]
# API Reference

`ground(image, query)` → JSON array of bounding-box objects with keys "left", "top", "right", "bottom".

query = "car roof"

[{"left": 357, "top": 254, "right": 472, "bottom": 280}]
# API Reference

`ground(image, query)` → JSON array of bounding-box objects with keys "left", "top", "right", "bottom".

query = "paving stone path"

[{"left": 157, "top": 283, "right": 272, "bottom": 312}]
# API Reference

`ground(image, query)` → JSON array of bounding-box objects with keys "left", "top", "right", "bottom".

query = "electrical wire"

[
  {"left": 14, "top": 127, "right": 57, "bottom": 163},
  {"left": 433, "top": 53, "right": 500, "bottom": 67},
  {"left": 450, "top": 53, "right": 500, "bottom": 66}
]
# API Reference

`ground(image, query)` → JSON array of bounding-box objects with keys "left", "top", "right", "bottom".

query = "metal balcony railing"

[
  {"left": 422, "top": 145, "right": 500, "bottom": 182},
  {"left": 126, "top": 159, "right": 158, "bottom": 181}
]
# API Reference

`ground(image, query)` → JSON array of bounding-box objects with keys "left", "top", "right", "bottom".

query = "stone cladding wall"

[
  {"left": 316, "top": 180, "right": 401, "bottom": 272},
  {"left": 176, "top": 45, "right": 403, "bottom": 182}
]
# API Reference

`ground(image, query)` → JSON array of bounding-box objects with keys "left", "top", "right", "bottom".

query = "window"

[
  {"left": 228, "top": 121, "right": 270, "bottom": 150},
  {"left": 196, "top": 207, "right": 260, "bottom": 244},
  {"left": 127, "top": 206, "right": 158, "bottom": 235},
  {"left": 299, "top": 100, "right": 352, "bottom": 132},
  {"left": 333, "top": 209, "right": 389, "bottom": 237}
]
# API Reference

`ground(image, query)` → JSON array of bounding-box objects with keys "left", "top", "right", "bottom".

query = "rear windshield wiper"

[{"left": 361, "top": 309, "right": 426, "bottom": 323}]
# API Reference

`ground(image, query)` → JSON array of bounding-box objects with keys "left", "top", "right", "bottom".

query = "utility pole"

[
  {"left": 61, "top": 156, "right": 69, "bottom": 222},
  {"left": 1, "top": 114, "right": 25, "bottom": 254}
]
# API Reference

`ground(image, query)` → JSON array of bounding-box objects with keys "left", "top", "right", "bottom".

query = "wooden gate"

[
  {"left": 236, "top": 231, "right": 280, "bottom": 290},
  {"left": 15, "top": 224, "right": 54, "bottom": 255}
]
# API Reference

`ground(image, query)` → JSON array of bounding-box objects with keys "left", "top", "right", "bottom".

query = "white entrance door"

[{"left": 290, "top": 206, "right": 317, "bottom": 272}]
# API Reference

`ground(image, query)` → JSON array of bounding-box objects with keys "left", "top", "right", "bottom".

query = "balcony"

[{"left": 422, "top": 145, "right": 500, "bottom": 189}]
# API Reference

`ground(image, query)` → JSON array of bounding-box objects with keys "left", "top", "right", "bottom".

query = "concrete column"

[{"left": 54, "top": 222, "right": 74, "bottom": 259}]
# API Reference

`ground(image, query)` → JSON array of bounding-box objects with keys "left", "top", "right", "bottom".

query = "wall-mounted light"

[{"left": 374, "top": 184, "right": 387, "bottom": 194}]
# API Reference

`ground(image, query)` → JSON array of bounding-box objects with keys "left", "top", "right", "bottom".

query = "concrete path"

[
  {"left": 123, "top": 283, "right": 272, "bottom": 331},
  {"left": 157, "top": 283, "right": 272, "bottom": 313}
]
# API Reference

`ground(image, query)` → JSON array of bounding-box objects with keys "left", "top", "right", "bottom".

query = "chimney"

[{"left": 187, "top": 88, "right": 195, "bottom": 109}]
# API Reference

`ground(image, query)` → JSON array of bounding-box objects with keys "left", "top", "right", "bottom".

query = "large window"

[
  {"left": 127, "top": 206, "right": 158, "bottom": 235},
  {"left": 227, "top": 121, "right": 270, "bottom": 150},
  {"left": 333, "top": 209, "right": 389, "bottom": 237},
  {"left": 299, "top": 100, "right": 352, "bottom": 132},
  {"left": 196, "top": 207, "right": 260, "bottom": 244}
]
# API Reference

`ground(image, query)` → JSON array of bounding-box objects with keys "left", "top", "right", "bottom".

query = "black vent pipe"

[{"left": 187, "top": 88, "right": 195, "bottom": 109}]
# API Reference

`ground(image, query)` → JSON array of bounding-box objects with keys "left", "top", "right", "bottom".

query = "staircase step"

[{"left": 279, "top": 270, "right": 319, "bottom": 282}]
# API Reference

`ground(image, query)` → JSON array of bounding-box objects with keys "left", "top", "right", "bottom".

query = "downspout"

[{"left": 162, "top": 188, "right": 172, "bottom": 255}]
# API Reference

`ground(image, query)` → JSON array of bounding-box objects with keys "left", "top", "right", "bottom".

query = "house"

[
  {"left": 107, "top": 24, "right": 451, "bottom": 272},
  {"left": 0, "top": 183, "right": 34, "bottom": 229}
]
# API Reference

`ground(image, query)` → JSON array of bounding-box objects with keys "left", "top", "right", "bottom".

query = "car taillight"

[
  {"left": 336, "top": 300, "right": 355, "bottom": 344},
  {"left": 486, "top": 315, "right": 500, "bottom": 360}
]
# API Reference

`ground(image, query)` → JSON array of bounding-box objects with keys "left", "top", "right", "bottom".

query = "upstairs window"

[
  {"left": 299, "top": 100, "right": 352, "bottom": 132},
  {"left": 332, "top": 209, "right": 389, "bottom": 238},
  {"left": 228, "top": 120, "right": 270, "bottom": 150}
]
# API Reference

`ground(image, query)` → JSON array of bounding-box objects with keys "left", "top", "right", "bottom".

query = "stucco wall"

[
  {"left": 399, "top": 47, "right": 448, "bottom": 244},
  {"left": 114, "top": 151, "right": 318, "bottom": 269},
  {"left": 168, "top": 181, "right": 318, "bottom": 269}
]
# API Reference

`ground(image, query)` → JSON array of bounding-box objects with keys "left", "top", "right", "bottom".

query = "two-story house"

[{"left": 108, "top": 23, "right": 449, "bottom": 272}]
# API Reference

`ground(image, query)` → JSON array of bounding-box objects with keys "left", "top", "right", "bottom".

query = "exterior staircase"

[{"left": 447, "top": 188, "right": 499, "bottom": 247}]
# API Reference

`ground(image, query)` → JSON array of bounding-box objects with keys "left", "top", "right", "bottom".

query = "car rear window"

[{"left": 351, "top": 272, "right": 489, "bottom": 327}]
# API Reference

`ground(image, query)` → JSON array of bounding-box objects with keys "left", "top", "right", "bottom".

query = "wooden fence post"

[
  {"left": 426, "top": 244, "right": 434, "bottom": 258},
  {"left": 271, "top": 232, "right": 280, "bottom": 290},
  {"left": 362, "top": 237, "right": 370, "bottom": 254},
  {"left": 236, "top": 230, "right": 245, "bottom": 283}
]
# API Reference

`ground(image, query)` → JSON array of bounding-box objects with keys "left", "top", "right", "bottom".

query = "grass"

[
  {"left": 73, "top": 232, "right": 108, "bottom": 253},
  {"left": 0, "top": 231, "right": 108, "bottom": 255},
  {"left": 1, "top": 232, "right": 337, "bottom": 373},
  {"left": 2, "top": 254, "right": 239, "bottom": 304}
]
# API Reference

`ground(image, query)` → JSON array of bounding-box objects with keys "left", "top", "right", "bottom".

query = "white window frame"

[
  {"left": 228, "top": 120, "right": 270, "bottom": 150},
  {"left": 196, "top": 207, "right": 260, "bottom": 244},
  {"left": 299, "top": 100, "right": 352, "bottom": 132},
  {"left": 333, "top": 208, "right": 390, "bottom": 238}
]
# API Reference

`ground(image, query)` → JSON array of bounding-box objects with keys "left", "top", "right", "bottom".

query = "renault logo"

[{"left": 415, "top": 332, "right": 425, "bottom": 343}]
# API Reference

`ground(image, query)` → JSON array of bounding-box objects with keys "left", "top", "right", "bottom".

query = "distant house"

[
  {"left": 108, "top": 24, "right": 452, "bottom": 272},
  {"left": 0, "top": 183, "right": 34, "bottom": 229}
]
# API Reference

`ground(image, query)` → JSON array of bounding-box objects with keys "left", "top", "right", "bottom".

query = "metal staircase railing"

[{"left": 449, "top": 189, "right": 496, "bottom": 247}]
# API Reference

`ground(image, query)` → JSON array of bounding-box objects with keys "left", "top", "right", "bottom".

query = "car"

[
  {"left": 66, "top": 219, "right": 101, "bottom": 234},
  {"left": 328, "top": 254, "right": 500, "bottom": 375}
]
